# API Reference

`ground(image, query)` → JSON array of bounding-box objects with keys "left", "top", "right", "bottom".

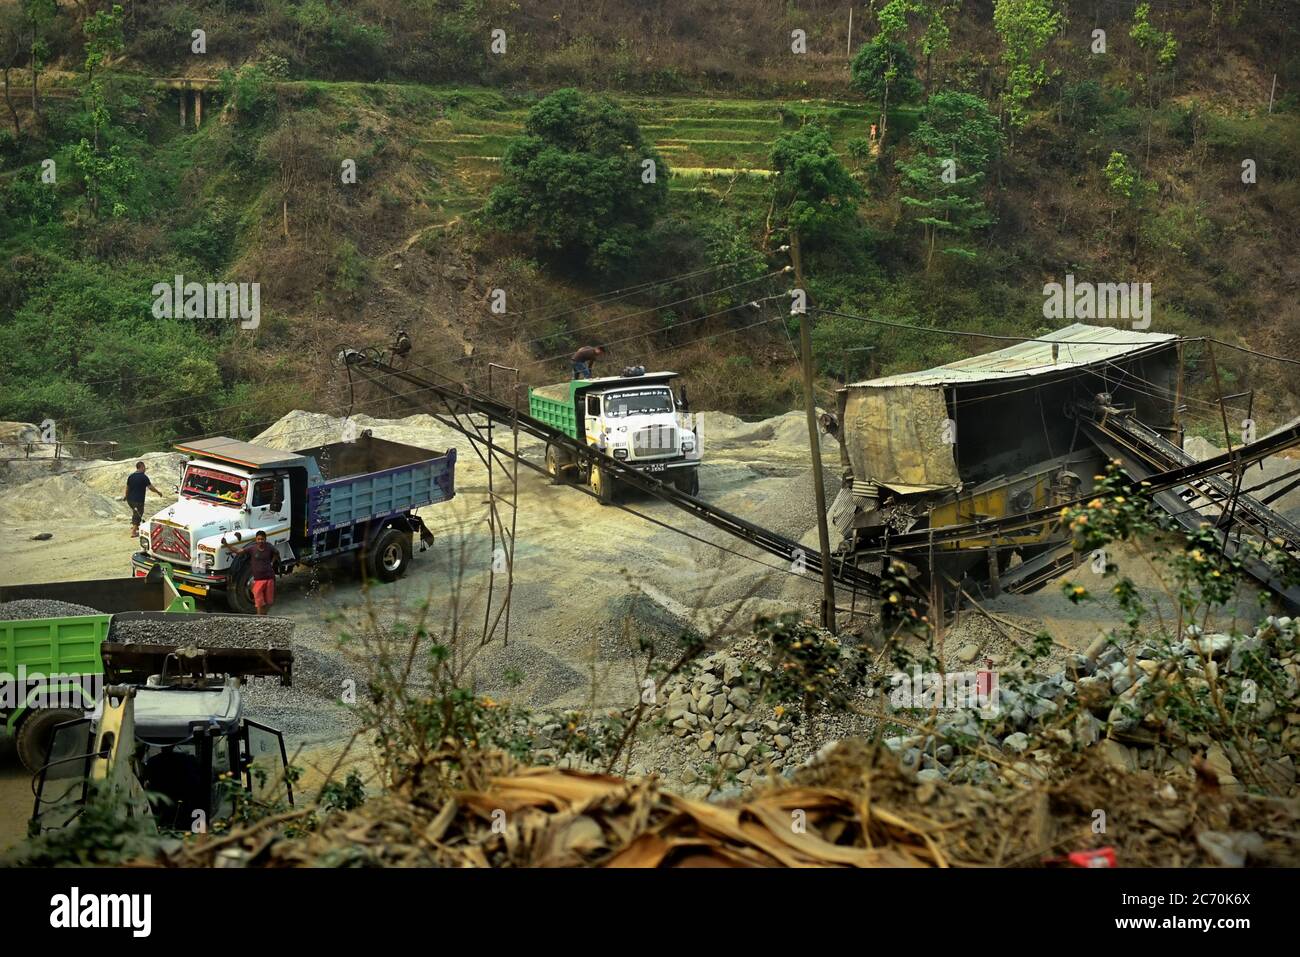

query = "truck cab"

[
  {"left": 529, "top": 372, "right": 701, "bottom": 504},
  {"left": 30, "top": 645, "right": 294, "bottom": 836}
]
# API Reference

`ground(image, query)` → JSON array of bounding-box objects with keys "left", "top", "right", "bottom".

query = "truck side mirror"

[{"left": 679, "top": 386, "right": 690, "bottom": 411}]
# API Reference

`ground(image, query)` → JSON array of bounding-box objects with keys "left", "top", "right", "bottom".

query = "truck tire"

[
  {"left": 677, "top": 469, "right": 700, "bottom": 496},
  {"left": 367, "top": 528, "right": 412, "bottom": 583},
  {"left": 16, "top": 707, "right": 84, "bottom": 773},
  {"left": 226, "top": 562, "right": 258, "bottom": 614},
  {"left": 590, "top": 464, "right": 615, "bottom": 505}
]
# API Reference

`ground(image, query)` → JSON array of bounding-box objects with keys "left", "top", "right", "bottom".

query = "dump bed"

[
  {"left": 297, "top": 436, "right": 456, "bottom": 534},
  {"left": 0, "top": 614, "right": 110, "bottom": 690},
  {"left": 529, "top": 382, "right": 582, "bottom": 439},
  {"left": 0, "top": 572, "right": 192, "bottom": 613}
]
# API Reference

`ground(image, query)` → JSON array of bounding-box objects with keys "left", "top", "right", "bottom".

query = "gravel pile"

[
  {"left": 0, "top": 599, "right": 103, "bottom": 619},
  {"left": 465, "top": 639, "right": 588, "bottom": 707}
]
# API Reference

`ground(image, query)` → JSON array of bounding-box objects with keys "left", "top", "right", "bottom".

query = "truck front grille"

[
  {"left": 632, "top": 425, "right": 677, "bottom": 459},
  {"left": 150, "top": 523, "right": 191, "bottom": 561}
]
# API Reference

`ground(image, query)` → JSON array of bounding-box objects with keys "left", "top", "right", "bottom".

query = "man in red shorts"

[{"left": 221, "top": 530, "right": 280, "bottom": 615}]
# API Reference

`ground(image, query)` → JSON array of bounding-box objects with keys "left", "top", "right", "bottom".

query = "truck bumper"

[
  {"left": 625, "top": 458, "right": 696, "bottom": 474},
  {"left": 131, "top": 553, "right": 227, "bottom": 598}
]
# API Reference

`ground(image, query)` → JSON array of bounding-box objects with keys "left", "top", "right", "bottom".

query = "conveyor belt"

[{"left": 1084, "top": 411, "right": 1300, "bottom": 552}]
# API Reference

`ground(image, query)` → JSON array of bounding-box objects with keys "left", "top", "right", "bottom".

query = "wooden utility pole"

[{"left": 790, "top": 232, "right": 837, "bottom": 632}]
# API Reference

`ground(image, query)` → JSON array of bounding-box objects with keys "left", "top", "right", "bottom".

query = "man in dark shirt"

[
  {"left": 571, "top": 345, "right": 605, "bottom": 380},
  {"left": 124, "top": 461, "right": 161, "bottom": 538},
  {"left": 221, "top": 530, "right": 281, "bottom": 615}
]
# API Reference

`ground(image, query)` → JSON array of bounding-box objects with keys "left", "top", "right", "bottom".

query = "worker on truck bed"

[
  {"left": 572, "top": 345, "right": 606, "bottom": 380},
  {"left": 124, "top": 461, "right": 162, "bottom": 538},
  {"left": 221, "top": 530, "right": 280, "bottom": 615}
]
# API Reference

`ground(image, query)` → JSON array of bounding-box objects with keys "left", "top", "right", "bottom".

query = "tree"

[
  {"left": 768, "top": 123, "right": 863, "bottom": 248},
  {"left": 898, "top": 92, "right": 1002, "bottom": 268},
  {"left": 1, "top": 6, "right": 24, "bottom": 135},
  {"left": 485, "top": 88, "right": 668, "bottom": 273},
  {"left": 75, "top": 4, "right": 127, "bottom": 217},
  {"left": 920, "top": 0, "right": 961, "bottom": 94},
  {"left": 1130, "top": 2, "right": 1178, "bottom": 163},
  {"left": 1103, "top": 150, "right": 1149, "bottom": 260},
  {"left": 20, "top": 0, "right": 55, "bottom": 121},
  {"left": 82, "top": 4, "right": 124, "bottom": 150},
  {"left": 850, "top": 39, "right": 921, "bottom": 149},
  {"left": 993, "top": 0, "right": 1059, "bottom": 133}
]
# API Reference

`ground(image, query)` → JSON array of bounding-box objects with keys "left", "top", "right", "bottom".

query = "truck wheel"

[
  {"left": 367, "top": 528, "right": 412, "bottom": 583},
  {"left": 590, "top": 464, "right": 615, "bottom": 505},
  {"left": 227, "top": 564, "right": 257, "bottom": 615},
  {"left": 545, "top": 445, "right": 566, "bottom": 484},
  {"left": 677, "top": 469, "right": 699, "bottom": 496},
  {"left": 16, "top": 708, "right": 84, "bottom": 773}
]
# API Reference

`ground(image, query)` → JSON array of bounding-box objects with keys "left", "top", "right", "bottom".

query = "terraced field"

[{"left": 316, "top": 84, "right": 879, "bottom": 227}]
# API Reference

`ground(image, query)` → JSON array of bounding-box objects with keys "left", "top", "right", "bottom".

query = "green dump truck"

[
  {"left": 528, "top": 371, "right": 701, "bottom": 504},
  {"left": 0, "top": 567, "right": 194, "bottom": 771}
]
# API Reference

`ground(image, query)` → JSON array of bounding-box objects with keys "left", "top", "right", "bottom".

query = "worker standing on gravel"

[
  {"left": 221, "top": 530, "right": 280, "bottom": 616},
  {"left": 124, "top": 461, "right": 162, "bottom": 538},
  {"left": 571, "top": 344, "right": 605, "bottom": 379}
]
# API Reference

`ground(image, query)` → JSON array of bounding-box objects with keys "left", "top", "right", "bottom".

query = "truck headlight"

[
  {"left": 681, "top": 436, "right": 696, "bottom": 453},
  {"left": 139, "top": 534, "right": 149, "bottom": 551},
  {"left": 613, "top": 448, "right": 628, "bottom": 460},
  {"left": 195, "top": 552, "right": 214, "bottom": 572}
]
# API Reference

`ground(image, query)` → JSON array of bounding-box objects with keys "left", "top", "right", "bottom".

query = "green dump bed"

[
  {"left": 528, "top": 381, "right": 581, "bottom": 440},
  {"left": 0, "top": 614, "right": 110, "bottom": 726},
  {"left": 0, "top": 615, "right": 110, "bottom": 680}
]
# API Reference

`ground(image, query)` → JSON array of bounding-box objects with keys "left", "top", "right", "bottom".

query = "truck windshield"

[
  {"left": 181, "top": 466, "right": 247, "bottom": 506},
  {"left": 605, "top": 389, "right": 674, "bottom": 417}
]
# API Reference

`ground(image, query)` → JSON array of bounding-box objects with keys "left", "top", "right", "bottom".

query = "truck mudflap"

[{"left": 410, "top": 515, "right": 436, "bottom": 551}]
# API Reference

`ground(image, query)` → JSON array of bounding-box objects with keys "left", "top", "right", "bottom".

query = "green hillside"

[{"left": 1, "top": 0, "right": 1297, "bottom": 454}]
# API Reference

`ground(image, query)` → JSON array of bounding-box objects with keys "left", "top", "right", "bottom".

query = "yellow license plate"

[{"left": 178, "top": 583, "right": 209, "bottom": 597}]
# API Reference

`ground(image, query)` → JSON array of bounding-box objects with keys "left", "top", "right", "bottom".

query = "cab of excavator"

[{"left": 29, "top": 685, "right": 293, "bottom": 836}]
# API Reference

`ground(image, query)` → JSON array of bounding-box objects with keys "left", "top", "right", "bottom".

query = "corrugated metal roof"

[{"left": 847, "top": 324, "right": 1178, "bottom": 388}]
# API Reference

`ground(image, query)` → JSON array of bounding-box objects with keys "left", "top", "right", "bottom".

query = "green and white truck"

[{"left": 528, "top": 371, "right": 701, "bottom": 504}]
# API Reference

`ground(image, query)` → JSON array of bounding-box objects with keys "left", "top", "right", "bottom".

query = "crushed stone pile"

[
  {"left": 0, "top": 599, "right": 103, "bottom": 619},
  {"left": 108, "top": 614, "right": 295, "bottom": 650}
]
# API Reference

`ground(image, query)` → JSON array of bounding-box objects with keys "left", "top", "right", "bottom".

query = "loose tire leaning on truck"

[{"left": 16, "top": 707, "right": 85, "bottom": 773}]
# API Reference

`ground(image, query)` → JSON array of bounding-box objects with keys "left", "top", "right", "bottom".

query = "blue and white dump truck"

[{"left": 132, "top": 432, "right": 456, "bottom": 612}]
